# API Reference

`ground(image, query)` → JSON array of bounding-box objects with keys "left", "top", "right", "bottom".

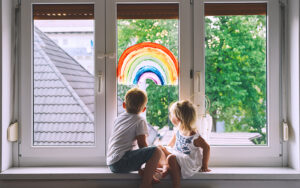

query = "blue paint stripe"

[{"left": 133, "top": 66, "right": 165, "bottom": 85}]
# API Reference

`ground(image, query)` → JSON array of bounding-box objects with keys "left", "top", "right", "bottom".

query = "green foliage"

[
  {"left": 117, "top": 19, "right": 179, "bottom": 129},
  {"left": 205, "top": 16, "right": 267, "bottom": 144},
  {"left": 118, "top": 84, "right": 132, "bottom": 101},
  {"left": 146, "top": 80, "right": 178, "bottom": 129},
  {"left": 118, "top": 19, "right": 178, "bottom": 60},
  {"left": 117, "top": 81, "right": 178, "bottom": 129},
  {"left": 117, "top": 16, "right": 267, "bottom": 145}
]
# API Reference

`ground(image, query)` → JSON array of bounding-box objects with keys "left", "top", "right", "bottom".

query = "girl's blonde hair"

[{"left": 169, "top": 100, "right": 197, "bottom": 133}]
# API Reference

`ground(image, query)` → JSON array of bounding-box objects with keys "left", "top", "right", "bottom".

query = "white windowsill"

[{"left": 0, "top": 167, "right": 299, "bottom": 180}]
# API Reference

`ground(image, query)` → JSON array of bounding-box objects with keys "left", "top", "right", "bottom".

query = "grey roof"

[
  {"left": 33, "top": 27, "right": 95, "bottom": 146},
  {"left": 35, "top": 28, "right": 95, "bottom": 113}
]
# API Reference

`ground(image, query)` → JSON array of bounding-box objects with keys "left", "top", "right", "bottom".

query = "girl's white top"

[{"left": 167, "top": 129, "right": 203, "bottom": 179}]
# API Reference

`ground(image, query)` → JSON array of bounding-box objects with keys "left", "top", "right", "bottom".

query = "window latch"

[
  {"left": 7, "top": 122, "right": 18, "bottom": 142},
  {"left": 283, "top": 122, "right": 289, "bottom": 141},
  {"left": 97, "top": 72, "right": 103, "bottom": 94}
]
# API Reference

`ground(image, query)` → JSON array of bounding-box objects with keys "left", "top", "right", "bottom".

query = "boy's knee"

[
  {"left": 151, "top": 147, "right": 162, "bottom": 160},
  {"left": 157, "top": 145, "right": 164, "bottom": 150}
]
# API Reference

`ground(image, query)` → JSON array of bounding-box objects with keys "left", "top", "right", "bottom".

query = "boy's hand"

[{"left": 200, "top": 166, "right": 211, "bottom": 172}]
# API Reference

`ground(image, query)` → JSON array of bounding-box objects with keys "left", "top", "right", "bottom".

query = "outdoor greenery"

[
  {"left": 118, "top": 81, "right": 178, "bottom": 129},
  {"left": 117, "top": 16, "right": 267, "bottom": 144},
  {"left": 118, "top": 19, "right": 179, "bottom": 129},
  {"left": 117, "top": 19, "right": 178, "bottom": 60},
  {"left": 205, "top": 16, "right": 267, "bottom": 144}
]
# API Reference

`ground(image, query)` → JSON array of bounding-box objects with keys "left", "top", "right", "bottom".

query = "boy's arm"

[
  {"left": 194, "top": 136, "right": 211, "bottom": 172},
  {"left": 136, "top": 135, "right": 148, "bottom": 148}
]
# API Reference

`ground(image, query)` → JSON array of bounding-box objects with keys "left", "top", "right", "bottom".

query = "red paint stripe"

[{"left": 117, "top": 42, "right": 179, "bottom": 78}]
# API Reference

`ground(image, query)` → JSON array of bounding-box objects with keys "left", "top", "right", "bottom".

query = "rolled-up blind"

[
  {"left": 33, "top": 4, "right": 94, "bottom": 20},
  {"left": 117, "top": 4, "right": 179, "bottom": 19},
  {"left": 205, "top": 3, "right": 267, "bottom": 16}
]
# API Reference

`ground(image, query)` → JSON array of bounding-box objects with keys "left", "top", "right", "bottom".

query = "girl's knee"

[{"left": 167, "top": 154, "right": 177, "bottom": 164}]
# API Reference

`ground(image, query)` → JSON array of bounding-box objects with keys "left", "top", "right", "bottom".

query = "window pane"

[
  {"left": 117, "top": 4, "right": 179, "bottom": 145},
  {"left": 205, "top": 9, "right": 267, "bottom": 145},
  {"left": 33, "top": 5, "right": 95, "bottom": 146}
]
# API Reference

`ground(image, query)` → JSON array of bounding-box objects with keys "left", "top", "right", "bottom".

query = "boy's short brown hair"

[{"left": 124, "top": 88, "right": 148, "bottom": 114}]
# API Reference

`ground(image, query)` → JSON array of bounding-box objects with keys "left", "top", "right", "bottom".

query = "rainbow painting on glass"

[{"left": 117, "top": 42, "right": 179, "bottom": 86}]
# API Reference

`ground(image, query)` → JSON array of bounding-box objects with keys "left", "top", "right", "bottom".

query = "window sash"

[
  {"left": 105, "top": 0, "right": 192, "bottom": 156},
  {"left": 19, "top": 0, "right": 106, "bottom": 166},
  {"left": 193, "top": 0, "right": 282, "bottom": 166}
]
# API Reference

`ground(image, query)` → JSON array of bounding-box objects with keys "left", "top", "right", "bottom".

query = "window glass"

[
  {"left": 117, "top": 4, "right": 179, "bottom": 145},
  {"left": 33, "top": 5, "right": 95, "bottom": 146},
  {"left": 205, "top": 4, "right": 267, "bottom": 145}
]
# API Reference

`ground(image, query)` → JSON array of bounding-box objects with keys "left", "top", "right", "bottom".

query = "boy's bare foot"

[{"left": 139, "top": 168, "right": 162, "bottom": 184}]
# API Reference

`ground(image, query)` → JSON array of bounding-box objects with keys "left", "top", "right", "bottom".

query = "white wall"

[
  {"left": 287, "top": 0, "right": 300, "bottom": 170},
  {"left": 1, "top": 0, "right": 13, "bottom": 172}
]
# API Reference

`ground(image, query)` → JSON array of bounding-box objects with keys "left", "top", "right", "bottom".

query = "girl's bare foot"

[{"left": 161, "top": 165, "right": 169, "bottom": 178}]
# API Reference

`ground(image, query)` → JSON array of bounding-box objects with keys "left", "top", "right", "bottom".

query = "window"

[
  {"left": 19, "top": 0, "right": 282, "bottom": 166},
  {"left": 194, "top": 1, "right": 281, "bottom": 166},
  {"left": 116, "top": 4, "right": 179, "bottom": 145},
  {"left": 105, "top": 0, "right": 192, "bottom": 152},
  {"left": 205, "top": 4, "right": 267, "bottom": 146},
  {"left": 19, "top": 1, "right": 106, "bottom": 165}
]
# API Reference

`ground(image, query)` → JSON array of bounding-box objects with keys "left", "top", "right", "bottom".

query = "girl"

[{"left": 160, "top": 100, "right": 211, "bottom": 188}]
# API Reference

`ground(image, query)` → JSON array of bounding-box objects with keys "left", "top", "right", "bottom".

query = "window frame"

[
  {"left": 105, "top": 0, "right": 193, "bottom": 153},
  {"left": 19, "top": 0, "right": 106, "bottom": 166},
  {"left": 17, "top": 0, "right": 283, "bottom": 167},
  {"left": 194, "top": 0, "right": 282, "bottom": 166}
]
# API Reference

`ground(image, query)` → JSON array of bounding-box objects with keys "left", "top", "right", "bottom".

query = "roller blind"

[
  {"left": 117, "top": 4, "right": 179, "bottom": 19},
  {"left": 205, "top": 3, "right": 267, "bottom": 16},
  {"left": 33, "top": 4, "right": 94, "bottom": 20}
]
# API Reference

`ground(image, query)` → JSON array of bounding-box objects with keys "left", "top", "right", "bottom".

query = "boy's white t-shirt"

[{"left": 106, "top": 112, "right": 148, "bottom": 165}]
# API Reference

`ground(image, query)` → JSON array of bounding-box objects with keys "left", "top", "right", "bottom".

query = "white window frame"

[
  {"left": 19, "top": 0, "right": 106, "bottom": 166},
  {"left": 105, "top": 0, "right": 193, "bottom": 151},
  {"left": 17, "top": 0, "right": 283, "bottom": 167},
  {"left": 194, "top": 0, "right": 282, "bottom": 166}
]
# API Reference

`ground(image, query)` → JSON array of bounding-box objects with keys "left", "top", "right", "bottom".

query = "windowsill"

[{"left": 1, "top": 167, "right": 299, "bottom": 180}]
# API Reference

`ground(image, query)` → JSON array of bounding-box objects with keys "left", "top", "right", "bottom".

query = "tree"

[
  {"left": 117, "top": 19, "right": 179, "bottom": 128},
  {"left": 118, "top": 19, "right": 178, "bottom": 60},
  {"left": 205, "top": 16, "right": 267, "bottom": 144},
  {"left": 146, "top": 80, "right": 178, "bottom": 129},
  {"left": 117, "top": 16, "right": 267, "bottom": 144}
]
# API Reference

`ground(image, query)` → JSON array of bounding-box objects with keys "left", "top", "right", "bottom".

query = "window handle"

[
  {"left": 96, "top": 53, "right": 105, "bottom": 60},
  {"left": 107, "top": 52, "right": 116, "bottom": 60},
  {"left": 96, "top": 52, "right": 115, "bottom": 61},
  {"left": 97, "top": 72, "right": 103, "bottom": 94}
]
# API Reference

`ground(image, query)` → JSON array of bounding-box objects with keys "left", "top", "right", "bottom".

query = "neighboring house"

[
  {"left": 34, "top": 20, "right": 94, "bottom": 74},
  {"left": 33, "top": 27, "right": 95, "bottom": 146}
]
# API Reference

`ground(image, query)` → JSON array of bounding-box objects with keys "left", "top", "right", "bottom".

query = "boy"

[{"left": 107, "top": 88, "right": 162, "bottom": 188}]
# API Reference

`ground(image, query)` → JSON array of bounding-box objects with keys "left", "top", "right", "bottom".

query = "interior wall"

[
  {"left": 287, "top": 0, "right": 300, "bottom": 170},
  {"left": 1, "top": 0, "right": 13, "bottom": 172}
]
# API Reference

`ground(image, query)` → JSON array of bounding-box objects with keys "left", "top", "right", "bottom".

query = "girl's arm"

[
  {"left": 194, "top": 136, "right": 211, "bottom": 172},
  {"left": 167, "top": 133, "right": 176, "bottom": 147}
]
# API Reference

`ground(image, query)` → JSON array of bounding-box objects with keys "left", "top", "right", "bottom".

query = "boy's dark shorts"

[{"left": 109, "top": 146, "right": 157, "bottom": 173}]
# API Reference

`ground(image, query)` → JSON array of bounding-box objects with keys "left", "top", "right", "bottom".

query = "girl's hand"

[{"left": 200, "top": 166, "right": 211, "bottom": 172}]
